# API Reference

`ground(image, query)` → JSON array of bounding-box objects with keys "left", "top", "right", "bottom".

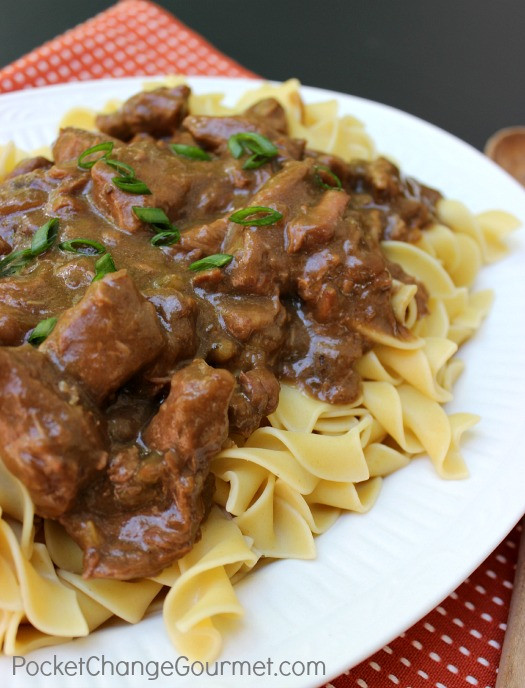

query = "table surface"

[{"left": 1, "top": 0, "right": 524, "bottom": 151}]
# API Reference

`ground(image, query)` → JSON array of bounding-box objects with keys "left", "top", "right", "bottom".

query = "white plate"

[{"left": 1, "top": 77, "right": 525, "bottom": 688}]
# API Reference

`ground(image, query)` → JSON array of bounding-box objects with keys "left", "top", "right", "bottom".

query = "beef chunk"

[
  {"left": 305, "top": 149, "right": 352, "bottom": 185},
  {"left": 90, "top": 142, "right": 241, "bottom": 233},
  {"left": 0, "top": 345, "right": 107, "bottom": 518},
  {"left": 343, "top": 157, "right": 441, "bottom": 241},
  {"left": 183, "top": 114, "right": 304, "bottom": 160},
  {"left": 211, "top": 294, "right": 288, "bottom": 372},
  {"left": 60, "top": 455, "right": 214, "bottom": 579},
  {"left": 278, "top": 313, "right": 365, "bottom": 405},
  {"left": 0, "top": 263, "right": 68, "bottom": 332},
  {"left": 106, "top": 446, "right": 165, "bottom": 508},
  {"left": 286, "top": 189, "right": 350, "bottom": 253},
  {"left": 142, "top": 289, "right": 198, "bottom": 384},
  {"left": 178, "top": 216, "right": 229, "bottom": 257},
  {"left": 42, "top": 166, "right": 91, "bottom": 220},
  {"left": 95, "top": 86, "right": 190, "bottom": 141},
  {"left": 245, "top": 98, "right": 289, "bottom": 134},
  {"left": 105, "top": 394, "right": 157, "bottom": 444},
  {"left": 228, "top": 224, "right": 287, "bottom": 296},
  {"left": 61, "top": 360, "right": 234, "bottom": 579},
  {"left": 6, "top": 156, "right": 52, "bottom": 179},
  {"left": 251, "top": 158, "right": 313, "bottom": 206},
  {"left": 358, "top": 157, "right": 403, "bottom": 197},
  {"left": 0, "top": 178, "right": 49, "bottom": 218},
  {"left": 88, "top": 140, "right": 169, "bottom": 233},
  {"left": 229, "top": 367, "right": 280, "bottom": 436},
  {"left": 183, "top": 115, "right": 264, "bottom": 151},
  {"left": 144, "top": 359, "right": 235, "bottom": 463},
  {"left": 0, "top": 170, "right": 55, "bottom": 248},
  {"left": 224, "top": 161, "right": 314, "bottom": 295},
  {"left": 52, "top": 128, "right": 119, "bottom": 165},
  {"left": 240, "top": 368, "right": 280, "bottom": 416},
  {"left": 89, "top": 152, "right": 166, "bottom": 233},
  {"left": 41, "top": 270, "right": 164, "bottom": 403},
  {"left": 214, "top": 294, "right": 285, "bottom": 343}
]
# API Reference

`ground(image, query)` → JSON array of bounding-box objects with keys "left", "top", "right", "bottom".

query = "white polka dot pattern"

[
  {"left": 325, "top": 523, "right": 519, "bottom": 688},
  {"left": 0, "top": 2, "right": 519, "bottom": 685}
]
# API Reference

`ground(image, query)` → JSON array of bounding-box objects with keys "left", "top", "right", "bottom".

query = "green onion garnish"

[
  {"left": 189, "top": 254, "right": 233, "bottom": 272},
  {"left": 77, "top": 141, "right": 114, "bottom": 169},
  {"left": 77, "top": 143, "right": 151, "bottom": 196},
  {"left": 28, "top": 316, "right": 57, "bottom": 346},
  {"left": 133, "top": 206, "right": 180, "bottom": 246},
  {"left": 59, "top": 238, "right": 106, "bottom": 255},
  {"left": 0, "top": 218, "right": 60, "bottom": 278},
  {"left": 151, "top": 230, "right": 181, "bottom": 246},
  {"left": 112, "top": 177, "right": 151, "bottom": 194},
  {"left": 229, "top": 206, "right": 283, "bottom": 226},
  {"left": 228, "top": 132, "right": 278, "bottom": 158},
  {"left": 170, "top": 143, "right": 211, "bottom": 161},
  {"left": 96, "top": 155, "right": 151, "bottom": 195},
  {"left": 0, "top": 248, "right": 34, "bottom": 277},
  {"left": 241, "top": 155, "right": 272, "bottom": 171},
  {"left": 132, "top": 206, "right": 171, "bottom": 227},
  {"left": 314, "top": 164, "right": 342, "bottom": 191},
  {"left": 228, "top": 132, "right": 278, "bottom": 170},
  {"left": 243, "top": 154, "right": 269, "bottom": 170},
  {"left": 105, "top": 158, "right": 136, "bottom": 178},
  {"left": 92, "top": 253, "right": 117, "bottom": 282},
  {"left": 31, "top": 218, "right": 59, "bottom": 256}
]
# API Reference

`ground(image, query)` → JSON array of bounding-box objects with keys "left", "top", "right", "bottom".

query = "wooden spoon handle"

[{"left": 495, "top": 518, "right": 525, "bottom": 688}]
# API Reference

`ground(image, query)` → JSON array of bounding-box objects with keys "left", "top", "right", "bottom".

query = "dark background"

[{"left": 1, "top": 0, "right": 524, "bottom": 150}]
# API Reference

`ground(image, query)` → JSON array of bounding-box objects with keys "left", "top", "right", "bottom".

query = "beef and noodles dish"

[{"left": 0, "top": 85, "right": 442, "bottom": 581}]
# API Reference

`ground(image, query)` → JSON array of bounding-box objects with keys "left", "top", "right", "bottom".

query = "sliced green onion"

[
  {"left": 243, "top": 153, "right": 271, "bottom": 170},
  {"left": 150, "top": 229, "right": 181, "bottom": 246},
  {"left": 241, "top": 156, "right": 274, "bottom": 170},
  {"left": 228, "top": 136, "right": 244, "bottom": 159},
  {"left": 0, "top": 218, "right": 59, "bottom": 278},
  {"left": 92, "top": 253, "right": 117, "bottom": 282},
  {"left": 132, "top": 206, "right": 171, "bottom": 227},
  {"left": 0, "top": 248, "right": 34, "bottom": 277},
  {"left": 228, "top": 132, "right": 278, "bottom": 170},
  {"left": 31, "top": 218, "right": 59, "bottom": 256},
  {"left": 112, "top": 177, "right": 151, "bottom": 194},
  {"left": 229, "top": 206, "right": 283, "bottom": 226},
  {"left": 78, "top": 141, "right": 114, "bottom": 169},
  {"left": 77, "top": 142, "right": 149, "bottom": 195},
  {"left": 314, "top": 164, "right": 342, "bottom": 191},
  {"left": 59, "top": 238, "right": 106, "bottom": 255},
  {"left": 228, "top": 132, "right": 278, "bottom": 159},
  {"left": 132, "top": 206, "right": 180, "bottom": 247},
  {"left": 189, "top": 253, "right": 233, "bottom": 272},
  {"left": 170, "top": 143, "right": 211, "bottom": 161},
  {"left": 105, "top": 158, "right": 136, "bottom": 178},
  {"left": 28, "top": 316, "right": 57, "bottom": 346}
]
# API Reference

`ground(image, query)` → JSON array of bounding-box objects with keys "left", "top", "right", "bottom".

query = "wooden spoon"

[
  {"left": 495, "top": 519, "right": 525, "bottom": 687},
  {"left": 485, "top": 127, "right": 525, "bottom": 187}
]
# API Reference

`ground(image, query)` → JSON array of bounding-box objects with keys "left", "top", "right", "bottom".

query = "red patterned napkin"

[
  {"left": 0, "top": 2, "right": 520, "bottom": 686},
  {"left": 0, "top": 0, "right": 254, "bottom": 90}
]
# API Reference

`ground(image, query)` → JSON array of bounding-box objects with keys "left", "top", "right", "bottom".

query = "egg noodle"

[{"left": 0, "top": 79, "right": 519, "bottom": 659}]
